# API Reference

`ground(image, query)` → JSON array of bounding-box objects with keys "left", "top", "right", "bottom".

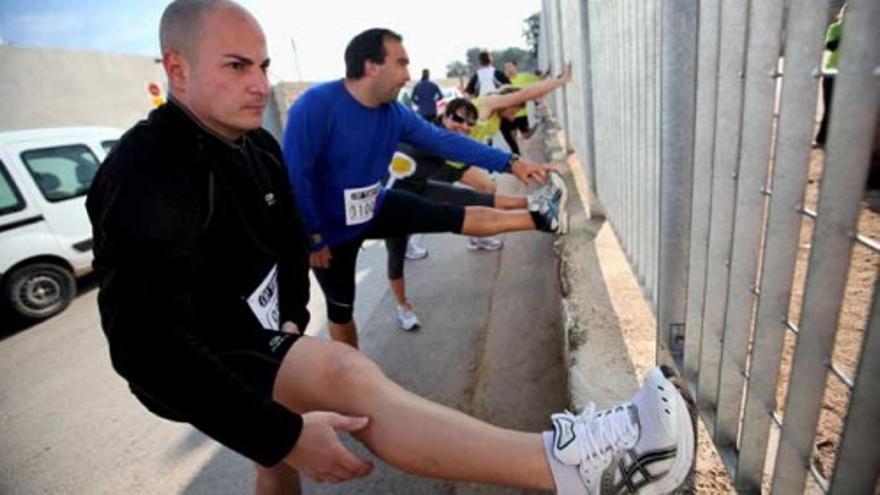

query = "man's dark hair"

[
  {"left": 421, "top": 68, "right": 430, "bottom": 80},
  {"left": 345, "top": 28, "right": 403, "bottom": 79},
  {"left": 478, "top": 51, "right": 491, "bottom": 66},
  {"left": 444, "top": 98, "right": 478, "bottom": 120},
  {"left": 506, "top": 59, "right": 518, "bottom": 67}
]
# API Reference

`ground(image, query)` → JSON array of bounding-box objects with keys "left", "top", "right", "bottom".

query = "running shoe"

[
  {"left": 528, "top": 182, "right": 553, "bottom": 212},
  {"left": 405, "top": 238, "right": 429, "bottom": 260},
  {"left": 551, "top": 366, "right": 696, "bottom": 494},
  {"left": 396, "top": 305, "right": 420, "bottom": 331},
  {"left": 467, "top": 237, "right": 504, "bottom": 251},
  {"left": 531, "top": 171, "right": 569, "bottom": 234}
]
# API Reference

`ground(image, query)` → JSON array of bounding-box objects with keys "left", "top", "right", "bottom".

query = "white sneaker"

[
  {"left": 530, "top": 171, "right": 569, "bottom": 235},
  {"left": 466, "top": 237, "right": 504, "bottom": 251},
  {"left": 396, "top": 305, "right": 420, "bottom": 331},
  {"left": 551, "top": 366, "right": 695, "bottom": 494},
  {"left": 405, "top": 239, "right": 429, "bottom": 260}
]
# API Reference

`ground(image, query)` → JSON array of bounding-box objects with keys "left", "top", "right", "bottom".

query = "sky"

[{"left": 0, "top": 0, "right": 541, "bottom": 83}]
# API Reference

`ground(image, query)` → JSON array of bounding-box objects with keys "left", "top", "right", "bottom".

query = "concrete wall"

[{"left": 0, "top": 46, "right": 166, "bottom": 132}]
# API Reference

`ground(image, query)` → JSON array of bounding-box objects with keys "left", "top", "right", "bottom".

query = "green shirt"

[
  {"left": 510, "top": 73, "right": 541, "bottom": 118},
  {"left": 468, "top": 96, "right": 501, "bottom": 143},
  {"left": 824, "top": 20, "right": 842, "bottom": 71}
]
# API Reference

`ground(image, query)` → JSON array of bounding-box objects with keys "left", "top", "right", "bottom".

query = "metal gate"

[{"left": 540, "top": 0, "right": 880, "bottom": 491}]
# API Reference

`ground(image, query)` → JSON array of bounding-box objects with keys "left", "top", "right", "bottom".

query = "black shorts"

[
  {"left": 386, "top": 181, "right": 494, "bottom": 280},
  {"left": 313, "top": 188, "right": 466, "bottom": 323},
  {"left": 502, "top": 115, "right": 531, "bottom": 133},
  {"left": 428, "top": 164, "right": 469, "bottom": 184},
  {"left": 131, "top": 330, "right": 302, "bottom": 422}
]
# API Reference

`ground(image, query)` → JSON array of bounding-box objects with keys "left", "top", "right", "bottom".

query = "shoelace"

[
  {"left": 528, "top": 182, "right": 555, "bottom": 210},
  {"left": 571, "top": 402, "right": 639, "bottom": 462}
]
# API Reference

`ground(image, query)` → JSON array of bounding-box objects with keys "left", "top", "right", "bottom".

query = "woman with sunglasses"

[
  {"left": 384, "top": 98, "right": 565, "bottom": 330},
  {"left": 448, "top": 62, "right": 574, "bottom": 250}
]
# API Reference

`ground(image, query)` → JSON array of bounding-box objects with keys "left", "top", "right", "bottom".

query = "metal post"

[
  {"left": 773, "top": 0, "right": 880, "bottom": 491},
  {"left": 657, "top": 0, "right": 698, "bottom": 368},
  {"left": 696, "top": 0, "right": 749, "bottom": 420},
  {"left": 831, "top": 273, "right": 880, "bottom": 492},
  {"left": 715, "top": 0, "right": 786, "bottom": 466},
  {"left": 684, "top": 0, "right": 722, "bottom": 385},
  {"left": 735, "top": 0, "right": 830, "bottom": 486}
]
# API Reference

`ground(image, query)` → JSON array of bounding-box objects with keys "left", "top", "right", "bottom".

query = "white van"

[{"left": 0, "top": 127, "right": 122, "bottom": 320}]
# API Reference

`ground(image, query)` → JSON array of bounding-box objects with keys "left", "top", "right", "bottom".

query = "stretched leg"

[
  {"left": 459, "top": 167, "right": 497, "bottom": 195},
  {"left": 494, "top": 194, "right": 528, "bottom": 210},
  {"left": 461, "top": 206, "right": 535, "bottom": 236},
  {"left": 254, "top": 462, "right": 301, "bottom": 495},
  {"left": 273, "top": 337, "right": 555, "bottom": 491}
]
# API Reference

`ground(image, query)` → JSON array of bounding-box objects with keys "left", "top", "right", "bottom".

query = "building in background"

[{"left": 0, "top": 46, "right": 166, "bottom": 132}]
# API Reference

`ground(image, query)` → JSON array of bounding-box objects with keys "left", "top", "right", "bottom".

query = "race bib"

[
  {"left": 344, "top": 182, "right": 380, "bottom": 225},
  {"left": 247, "top": 264, "right": 280, "bottom": 331}
]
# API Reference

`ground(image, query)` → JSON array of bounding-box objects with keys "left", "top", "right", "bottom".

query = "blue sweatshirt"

[{"left": 283, "top": 79, "right": 510, "bottom": 251}]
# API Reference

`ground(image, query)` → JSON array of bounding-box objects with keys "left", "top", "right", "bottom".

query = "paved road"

[{"left": 0, "top": 161, "right": 567, "bottom": 495}]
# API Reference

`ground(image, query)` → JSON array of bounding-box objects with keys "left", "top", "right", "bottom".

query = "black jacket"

[{"left": 86, "top": 100, "right": 310, "bottom": 466}]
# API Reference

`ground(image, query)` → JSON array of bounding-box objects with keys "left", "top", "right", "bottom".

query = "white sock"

[{"left": 543, "top": 431, "right": 586, "bottom": 495}]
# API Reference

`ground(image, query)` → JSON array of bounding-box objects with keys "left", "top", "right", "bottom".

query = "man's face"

[
  {"left": 173, "top": 7, "right": 270, "bottom": 139},
  {"left": 442, "top": 109, "right": 476, "bottom": 135},
  {"left": 504, "top": 62, "right": 518, "bottom": 78},
  {"left": 372, "top": 39, "right": 411, "bottom": 103}
]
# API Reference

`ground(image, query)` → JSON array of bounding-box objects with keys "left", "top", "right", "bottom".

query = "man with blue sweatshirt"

[{"left": 283, "top": 28, "right": 566, "bottom": 348}]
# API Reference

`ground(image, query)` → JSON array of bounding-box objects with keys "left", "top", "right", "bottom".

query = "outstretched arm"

[{"left": 484, "top": 63, "right": 572, "bottom": 113}]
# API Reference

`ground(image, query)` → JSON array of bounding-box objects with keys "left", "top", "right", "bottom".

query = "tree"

[
  {"left": 445, "top": 60, "right": 469, "bottom": 78},
  {"left": 446, "top": 46, "right": 536, "bottom": 78},
  {"left": 523, "top": 12, "right": 540, "bottom": 59}
]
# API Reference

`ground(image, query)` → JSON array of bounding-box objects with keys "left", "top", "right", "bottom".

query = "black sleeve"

[
  {"left": 255, "top": 131, "right": 311, "bottom": 331},
  {"left": 87, "top": 139, "right": 302, "bottom": 467},
  {"left": 465, "top": 74, "right": 478, "bottom": 96},
  {"left": 495, "top": 69, "right": 511, "bottom": 86}
]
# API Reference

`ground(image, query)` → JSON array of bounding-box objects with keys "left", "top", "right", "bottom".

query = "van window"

[
  {"left": 0, "top": 162, "right": 26, "bottom": 215},
  {"left": 21, "top": 145, "right": 100, "bottom": 202},
  {"left": 101, "top": 140, "right": 118, "bottom": 154}
]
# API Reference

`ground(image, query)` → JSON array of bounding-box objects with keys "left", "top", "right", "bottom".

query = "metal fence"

[{"left": 539, "top": 0, "right": 880, "bottom": 492}]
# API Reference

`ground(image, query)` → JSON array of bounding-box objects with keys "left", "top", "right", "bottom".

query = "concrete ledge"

[{"left": 540, "top": 125, "right": 733, "bottom": 493}]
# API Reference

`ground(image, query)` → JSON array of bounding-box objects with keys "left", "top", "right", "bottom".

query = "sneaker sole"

[{"left": 643, "top": 366, "right": 697, "bottom": 495}]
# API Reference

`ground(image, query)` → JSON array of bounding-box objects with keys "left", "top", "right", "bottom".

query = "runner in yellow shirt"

[{"left": 500, "top": 60, "right": 543, "bottom": 152}]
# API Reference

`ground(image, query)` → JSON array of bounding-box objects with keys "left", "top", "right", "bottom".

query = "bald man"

[{"left": 86, "top": 1, "right": 696, "bottom": 494}]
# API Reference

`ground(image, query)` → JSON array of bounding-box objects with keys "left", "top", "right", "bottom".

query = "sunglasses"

[{"left": 449, "top": 113, "right": 477, "bottom": 127}]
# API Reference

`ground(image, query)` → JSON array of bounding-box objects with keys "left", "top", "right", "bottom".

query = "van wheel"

[{"left": 4, "top": 263, "right": 76, "bottom": 320}]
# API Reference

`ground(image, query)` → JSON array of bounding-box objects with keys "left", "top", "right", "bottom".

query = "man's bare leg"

[
  {"left": 273, "top": 337, "right": 555, "bottom": 491},
  {"left": 494, "top": 194, "right": 528, "bottom": 210},
  {"left": 255, "top": 463, "right": 301, "bottom": 495},
  {"left": 461, "top": 206, "right": 535, "bottom": 236},
  {"left": 329, "top": 321, "right": 359, "bottom": 348},
  {"left": 460, "top": 167, "right": 497, "bottom": 194}
]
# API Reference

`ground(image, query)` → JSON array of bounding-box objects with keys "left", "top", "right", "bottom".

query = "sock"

[{"left": 543, "top": 431, "right": 586, "bottom": 495}]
